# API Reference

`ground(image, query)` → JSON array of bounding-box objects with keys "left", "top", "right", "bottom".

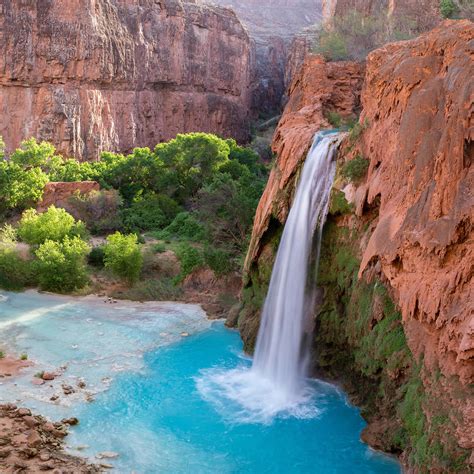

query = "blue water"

[{"left": 0, "top": 291, "right": 401, "bottom": 473}]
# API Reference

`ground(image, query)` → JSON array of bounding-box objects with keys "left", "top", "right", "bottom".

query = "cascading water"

[
  {"left": 252, "top": 131, "right": 341, "bottom": 395},
  {"left": 197, "top": 131, "right": 343, "bottom": 422}
]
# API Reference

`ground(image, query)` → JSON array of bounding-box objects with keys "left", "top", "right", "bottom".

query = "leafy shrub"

[
  {"left": 35, "top": 237, "right": 90, "bottom": 292},
  {"left": 325, "top": 111, "right": 343, "bottom": 128},
  {"left": 204, "top": 247, "right": 233, "bottom": 275},
  {"left": 88, "top": 246, "right": 106, "bottom": 267},
  {"left": 67, "top": 190, "right": 123, "bottom": 235},
  {"left": 329, "top": 189, "right": 353, "bottom": 215},
  {"left": 174, "top": 242, "right": 204, "bottom": 282},
  {"left": 341, "top": 154, "right": 370, "bottom": 181},
  {"left": 152, "top": 243, "right": 166, "bottom": 254},
  {"left": 18, "top": 206, "right": 87, "bottom": 245},
  {"left": 121, "top": 193, "right": 180, "bottom": 232},
  {"left": 315, "top": 30, "right": 348, "bottom": 61},
  {"left": 20, "top": 353, "right": 28, "bottom": 360},
  {"left": 104, "top": 232, "right": 143, "bottom": 284},
  {"left": 0, "top": 161, "right": 48, "bottom": 215},
  {"left": 0, "top": 246, "right": 36, "bottom": 290},
  {"left": 10, "top": 138, "right": 56, "bottom": 169},
  {"left": 440, "top": 0, "right": 457, "bottom": 17},
  {"left": 156, "top": 212, "right": 207, "bottom": 242},
  {"left": 313, "top": 7, "right": 440, "bottom": 61}
]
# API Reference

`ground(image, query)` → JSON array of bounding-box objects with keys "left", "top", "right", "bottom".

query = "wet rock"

[
  {"left": 61, "top": 384, "right": 75, "bottom": 395},
  {"left": 42, "top": 372, "right": 56, "bottom": 381},
  {"left": 96, "top": 451, "right": 119, "bottom": 459},
  {"left": 77, "top": 379, "right": 86, "bottom": 389},
  {"left": 99, "top": 462, "right": 114, "bottom": 469},
  {"left": 32, "top": 378, "right": 45, "bottom": 385},
  {"left": 61, "top": 417, "right": 79, "bottom": 426}
]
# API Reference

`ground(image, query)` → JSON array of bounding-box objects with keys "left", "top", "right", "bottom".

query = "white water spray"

[{"left": 197, "top": 131, "right": 342, "bottom": 422}]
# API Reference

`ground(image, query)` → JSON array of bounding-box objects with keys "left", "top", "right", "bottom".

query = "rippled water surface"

[{"left": 0, "top": 291, "right": 401, "bottom": 473}]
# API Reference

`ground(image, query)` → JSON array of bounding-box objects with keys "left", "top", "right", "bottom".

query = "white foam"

[{"left": 196, "top": 366, "right": 321, "bottom": 425}]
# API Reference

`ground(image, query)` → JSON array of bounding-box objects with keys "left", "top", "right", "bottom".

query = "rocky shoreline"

[{"left": 0, "top": 403, "right": 102, "bottom": 473}]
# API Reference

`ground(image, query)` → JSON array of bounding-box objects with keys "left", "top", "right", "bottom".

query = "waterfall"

[
  {"left": 252, "top": 131, "right": 341, "bottom": 397},
  {"left": 197, "top": 131, "right": 342, "bottom": 423}
]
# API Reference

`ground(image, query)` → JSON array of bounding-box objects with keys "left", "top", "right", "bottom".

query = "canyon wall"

[
  {"left": 0, "top": 0, "right": 252, "bottom": 160},
  {"left": 210, "top": 0, "right": 323, "bottom": 114},
  {"left": 322, "top": 0, "right": 441, "bottom": 29},
  {"left": 238, "top": 20, "right": 473, "bottom": 472}
]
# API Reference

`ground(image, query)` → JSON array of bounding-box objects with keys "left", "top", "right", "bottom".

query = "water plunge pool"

[{"left": 0, "top": 291, "right": 400, "bottom": 473}]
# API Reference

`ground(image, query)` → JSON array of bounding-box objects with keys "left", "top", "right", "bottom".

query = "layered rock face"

[
  {"left": 240, "top": 20, "right": 473, "bottom": 471},
  {"left": 0, "top": 0, "right": 252, "bottom": 160},
  {"left": 210, "top": 0, "right": 323, "bottom": 114},
  {"left": 355, "top": 19, "right": 474, "bottom": 456}
]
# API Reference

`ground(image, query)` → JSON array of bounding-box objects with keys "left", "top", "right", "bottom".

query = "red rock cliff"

[
  {"left": 241, "top": 19, "right": 473, "bottom": 470},
  {"left": 0, "top": 0, "right": 252, "bottom": 160},
  {"left": 356, "top": 19, "right": 473, "bottom": 455}
]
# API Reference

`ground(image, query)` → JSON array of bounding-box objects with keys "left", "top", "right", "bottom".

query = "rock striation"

[{"left": 0, "top": 0, "right": 252, "bottom": 160}]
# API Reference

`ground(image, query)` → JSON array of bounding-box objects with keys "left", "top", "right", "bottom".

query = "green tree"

[
  {"left": 35, "top": 237, "right": 90, "bottom": 292},
  {"left": 18, "top": 206, "right": 87, "bottom": 245},
  {"left": 0, "top": 162, "right": 48, "bottom": 214},
  {"left": 121, "top": 193, "right": 181, "bottom": 232},
  {"left": 154, "top": 133, "right": 231, "bottom": 203},
  {"left": 10, "top": 138, "right": 56, "bottom": 169},
  {"left": 174, "top": 242, "right": 204, "bottom": 282},
  {"left": 104, "top": 232, "right": 143, "bottom": 284}
]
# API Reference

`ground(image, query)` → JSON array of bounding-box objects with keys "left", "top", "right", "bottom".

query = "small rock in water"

[
  {"left": 85, "top": 393, "right": 95, "bottom": 403},
  {"left": 61, "top": 384, "right": 75, "bottom": 395},
  {"left": 41, "top": 372, "right": 56, "bottom": 381},
  {"left": 32, "top": 378, "right": 45, "bottom": 385},
  {"left": 99, "top": 463, "right": 114, "bottom": 469},
  {"left": 96, "top": 451, "right": 119, "bottom": 459},
  {"left": 180, "top": 332, "right": 189, "bottom": 337},
  {"left": 50, "top": 395, "right": 59, "bottom": 401},
  {"left": 61, "top": 417, "right": 79, "bottom": 426},
  {"left": 77, "top": 379, "right": 86, "bottom": 389},
  {"left": 17, "top": 407, "right": 31, "bottom": 416},
  {"left": 75, "top": 444, "right": 89, "bottom": 451}
]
